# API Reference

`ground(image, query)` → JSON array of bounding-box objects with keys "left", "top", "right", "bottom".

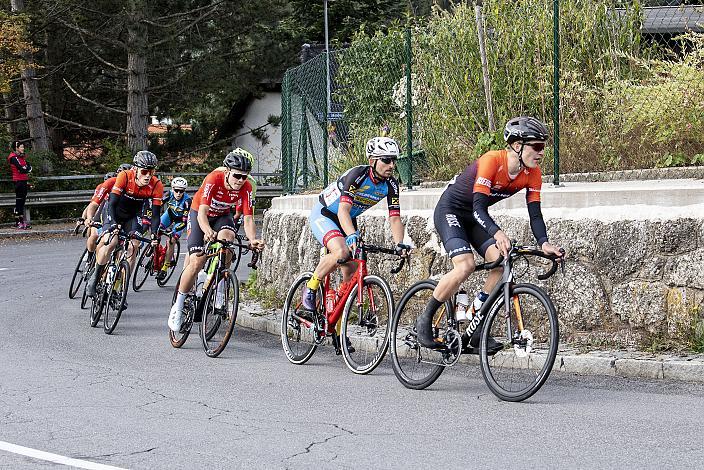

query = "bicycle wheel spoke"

[
  {"left": 481, "top": 284, "right": 559, "bottom": 402},
  {"left": 391, "top": 281, "right": 448, "bottom": 389},
  {"left": 341, "top": 275, "right": 392, "bottom": 374},
  {"left": 280, "top": 273, "right": 319, "bottom": 365}
]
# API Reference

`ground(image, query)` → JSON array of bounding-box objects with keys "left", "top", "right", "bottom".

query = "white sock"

[
  {"left": 215, "top": 279, "right": 226, "bottom": 307},
  {"left": 175, "top": 292, "right": 187, "bottom": 310}
]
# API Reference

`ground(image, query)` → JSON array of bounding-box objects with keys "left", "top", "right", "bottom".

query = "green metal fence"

[{"left": 282, "top": 1, "right": 704, "bottom": 193}]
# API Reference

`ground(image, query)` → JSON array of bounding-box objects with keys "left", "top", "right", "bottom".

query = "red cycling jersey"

[
  {"left": 191, "top": 170, "right": 253, "bottom": 217},
  {"left": 91, "top": 177, "right": 117, "bottom": 205}
]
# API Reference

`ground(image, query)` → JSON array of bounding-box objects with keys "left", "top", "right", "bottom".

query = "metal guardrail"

[
  {"left": 0, "top": 173, "right": 284, "bottom": 222},
  {"left": 0, "top": 172, "right": 282, "bottom": 183}
]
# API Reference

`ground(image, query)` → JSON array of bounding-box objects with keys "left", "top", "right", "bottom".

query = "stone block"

[
  {"left": 614, "top": 358, "right": 664, "bottom": 379},
  {"left": 557, "top": 354, "right": 616, "bottom": 376},
  {"left": 663, "top": 360, "right": 704, "bottom": 382},
  {"left": 611, "top": 281, "right": 667, "bottom": 333}
]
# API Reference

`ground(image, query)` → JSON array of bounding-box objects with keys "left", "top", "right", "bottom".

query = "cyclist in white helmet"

[{"left": 156, "top": 176, "right": 192, "bottom": 280}]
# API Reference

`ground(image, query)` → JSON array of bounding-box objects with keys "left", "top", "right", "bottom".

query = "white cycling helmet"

[
  {"left": 365, "top": 137, "right": 400, "bottom": 159},
  {"left": 171, "top": 177, "right": 188, "bottom": 190}
]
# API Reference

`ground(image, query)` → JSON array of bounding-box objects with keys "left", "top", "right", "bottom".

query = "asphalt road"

[{"left": 1, "top": 237, "right": 703, "bottom": 469}]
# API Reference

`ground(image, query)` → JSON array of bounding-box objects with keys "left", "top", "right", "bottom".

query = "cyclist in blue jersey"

[
  {"left": 303, "top": 136, "right": 411, "bottom": 313},
  {"left": 156, "top": 176, "right": 191, "bottom": 280}
]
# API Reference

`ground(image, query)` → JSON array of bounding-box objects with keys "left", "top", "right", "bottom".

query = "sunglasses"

[
  {"left": 173, "top": 189, "right": 184, "bottom": 194},
  {"left": 137, "top": 168, "right": 155, "bottom": 177},
  {"left": 378, "top": 157, "right": 397, "bottom": 164},
  {"left": 229, "top": 172, "right": 248, "bottom": 181},
  {"left": 523, "top": 142, "right": 546, "bottom": 152}
]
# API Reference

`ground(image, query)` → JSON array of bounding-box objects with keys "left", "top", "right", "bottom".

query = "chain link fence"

[{"left": 282, "top": 1, "right": 704, "bottom": 193}]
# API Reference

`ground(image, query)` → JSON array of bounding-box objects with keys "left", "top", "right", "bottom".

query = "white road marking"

[
  {"left": 0, "top": 268, "right": 8, "bottom": 271},
  {"left": 0, "top": 441, "right": 127, "bottom": 470}
]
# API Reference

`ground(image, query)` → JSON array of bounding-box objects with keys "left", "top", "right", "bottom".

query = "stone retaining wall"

[{"left": 257, "top": 208, "right": 704, "bottom": 350}]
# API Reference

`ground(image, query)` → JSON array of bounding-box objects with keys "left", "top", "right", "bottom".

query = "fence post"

[
  {"left": 552, "top": 0, "right": 561, "bottom": 186},
  {"left": 323, "top": 52, "right": 329, "bottom": 188},
  {"left": 281, "top": 72, "right": 292, "bottom": 193},
  {"left": 475, "top": 4, "right": 496, "bottom": 132},
  {"left": 405, "top": 24, "right": 414, "bottom": 190}
]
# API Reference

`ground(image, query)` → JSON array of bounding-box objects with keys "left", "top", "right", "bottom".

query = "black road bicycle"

[
  {"left": 390, "top": 242, "right": 564, "bottom": 402},
  {"left": 169, "top": 239, "right": 259, "bottom": 357}
]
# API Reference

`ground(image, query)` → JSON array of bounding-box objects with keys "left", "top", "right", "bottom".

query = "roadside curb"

[
  {"left": 236, "top": 302, "right": 704, "bottom": 383},
  {"left": 0, "top": 228, "right": 73, "bottom": 239}
]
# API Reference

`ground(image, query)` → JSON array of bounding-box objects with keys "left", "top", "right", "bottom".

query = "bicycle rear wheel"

[
  {"left": 200, "top": 270, "right": 238, "bottom": 357},
  {"left": 340, "top": 275, "right": 394, "bottom": 375},
  {"left": 103, "top": 260, "right": 130, "bottom": 334},
  {"left": 390, "top": 280, "right": 452, "bottom": 390},
  {"left": 480, "top": 283, "right": 559, "bottom": 402},
  {"left": 169, "top": 272, "right": 194, "bottom": 348},
  {"left": 158, "top": 239, "right": 180, "bottom": 287},
  {"left": 132, "top": 246, "right": 152, "bottom": 292},
  {"left": 69, "top": 248, "right": 89, "bottom": 299},
  {"left": 280, "top": 272, "right": 321, "bottom": 365},
  {"left": 89, "top": 281, "right": 105, "bottom": 328}
]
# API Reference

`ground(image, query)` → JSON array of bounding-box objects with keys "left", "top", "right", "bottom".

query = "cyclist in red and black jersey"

[
  {"left": 86, "top": 152, "right": 163, "bottom": 298},
  {"left": 416, "top": 117, "right": 565, "bottom": 353},
  {"left": 7, "top": 141, "right": 32, "bottom": 229},
  {"left": 78, "top": 163, "right": 132, "bottom": 257},
  {"left": 168, "top": 148, "right": 265, "bottom": 332}
]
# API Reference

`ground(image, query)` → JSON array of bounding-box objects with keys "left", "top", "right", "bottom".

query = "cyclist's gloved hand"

[
  {"left": 396, "top": 243, "right": 412, "bottom": 258},
  {"left": 109, "top": 223, "right": 120, "bottom": 232},
  {"left": 345, "top": 232, "right": 359, "bottom": 248},
  {"left": 151, "top": 233, "right": 160, "bottom": 246}
]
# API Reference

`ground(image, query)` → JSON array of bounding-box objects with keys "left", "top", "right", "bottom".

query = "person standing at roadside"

[{"left": 7, "top": 141, "right": 32, "bottom": 229}]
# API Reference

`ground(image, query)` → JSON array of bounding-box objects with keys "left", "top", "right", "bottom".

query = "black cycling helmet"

[
  {"left": 104, "top": 172, "right": 117, "bottom": 181},
  {"left": 503, "top": 116, "right": 549, "bottom": 144},
  {"left": 117, "top": 163, "right": 133, "bottom": 173},
  {"left": 133, "top": 150, "right": 158, "bottom": 169},
  {"left": 223, "top": 148, "right": 253, "bottom": 172}
]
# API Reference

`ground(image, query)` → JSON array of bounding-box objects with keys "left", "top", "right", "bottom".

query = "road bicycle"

[
  {"left": 89, "top": 230, "right": 150, "bottom": 334},
  {"left": 132, "top": 228, "right": 180, "bottom": 291},
  {"left": 390, "top": 242, "right": 564, "bottom": 402},
  {"left": 281, "top": 241, "right": 406, "bottom": 375},
  {"left": 69, "top": 220, "right": 101, "bottom": 310},
  {"left": 168, "top": 239, "right": 260, "bottom": 357}
]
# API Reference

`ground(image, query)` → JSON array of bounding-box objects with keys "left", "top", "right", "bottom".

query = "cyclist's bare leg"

[
  {"left": 164, "top": 238, "right": 175, "bottom": 266},
  {"left": 432, "top": 253, "right": 476, "bottom": 301},
  {"left": 178, "top": 252, "right": 206, "bottom": 293},
  {"left": 218, "top": 228, "right": 237, "bottom": 268},
  {"left": 95, "top": 235, "right": 118, "bottom": 265},
  {"left": 127, "top": 239, "right": 140, "bottom": 272},
  {"left": 313, "top": 235, "right": 356, "bottom": 283},
  {"left": 481, "top": 245, "right": 502, "bottom": 294},
  {"left": 87, "top": 228, "right": 99, "bottom": 252}
]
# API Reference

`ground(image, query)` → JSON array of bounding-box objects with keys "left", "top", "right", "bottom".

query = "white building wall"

[{"left": 234, "top": 91, "right": 282, "bottom": 178}]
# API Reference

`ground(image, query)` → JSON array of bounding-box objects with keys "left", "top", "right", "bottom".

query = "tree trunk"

[
  {"left": 11, "top": 0, "right": 50, "bottom": 152},
  {"left": 126, "top": 0, "right": 149, "bottom": 153},
  {"left": 3, "top": 92, "right": 20, "bottom": 137}
]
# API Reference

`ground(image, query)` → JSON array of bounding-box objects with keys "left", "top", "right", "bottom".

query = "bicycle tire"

[
  {"left": 200, "top": 270, "right": 239, "bottom": 357},
  {"left": 390, "top": 280, "right": 451, "bottom": 390},
  {"left": 89, "top": 280, "right": 105, "bottom": 328},
  {"left": 340, "top": 275, "right": 394, "bottom": 375},
  {"left": 81, "top": 282, "right": 90, "bottom": 310},
  {"left": 103, "top": 260, "right": 131, "bottom": 334},
  {"left": 81, "top": 256, "right": 96, "bottom": 310},
  {"left": 480, "top": 283, "right": 559, "bottom": 402},
  {"left": 169, "top": 272, "right": 194, "bottom": 348},
  {"left": 280, "top": 272, "right": 321, "bottom": 365},
  {"left": 132, "top": 246, "right": 152, "bottom": 292},
  {"left": 69, "top": 248, "right": 89, "bottom": 299},
  {"left": 158, "top": 239, "right": 180, "bottom": 287},
  {"left": 231, "top": 235, "right": 243, "bottom": 272}
]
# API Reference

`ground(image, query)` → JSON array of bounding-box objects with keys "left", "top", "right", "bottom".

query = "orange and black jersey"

[
  {"left": 440, "top": 150, "right": 548, "bottom": 245},
  {"left": 107, "top": 169, "right": 163, "bottom": 234}
]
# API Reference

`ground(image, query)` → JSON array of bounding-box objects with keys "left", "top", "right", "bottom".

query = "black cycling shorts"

[
  {"left": 433, "top": 197, "right": 495, "bottom": 258},
  {"left": 186, "top": 210, "right": 236, "bottom": 254}
]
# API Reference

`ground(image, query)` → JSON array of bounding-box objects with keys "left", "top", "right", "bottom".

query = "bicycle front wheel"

[
  {"left": 158, "top": 239, "right": 180, "bottom": 287},
  {"left": 132, "top": 246, "right": 152, "bottom": 292},
  {"left": 340, "top": 275, "right": 394, "bottom": 375},
  {"left": 169, "top": 272, "right": 193, "bottom": 348},
  {"left": 390, "top": 280, "right": 451, "bottom": 390},
  {"left": 104, "top": 261, "right": 130, "bottom": 334},
  {"left": 200, "top": 270, "right": 238, "bottom": 357},
  {"left": 280, "top": 272, "right": 321, "bottom": 365},
  {"left": 480, "top": 283, "right": 559, "bottom": 402},
  {"left": 69, "top": 248, "right": 89, "bottom": 299}
]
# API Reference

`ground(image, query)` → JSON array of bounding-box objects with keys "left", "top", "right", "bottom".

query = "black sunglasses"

[
  {"left": 378, "top": 157, "right": 397, "bottom": 164},
  {"left": 523, "top": 142, "right": 546, "bottom": 152},
  {"left": 173, "top": 189, "right": 184, "bottom": 194},
  {"left": 229, "top": 172, "right": 248, "bottom": 181}
]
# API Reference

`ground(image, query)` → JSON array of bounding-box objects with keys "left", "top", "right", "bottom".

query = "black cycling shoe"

[
  {"left": 462, "top": 330, "right": 504, "bottom": 355},
  {"left": 85, "top": 265, "right": 103, "bottom": 298},
  {"left": 155, "top": 270, "right": 167, "bottom": 281},
  {"left": 415, "top": 310, "right": 447, "bottom": 350},
  {"left": 333, "top": 335, "right": 356, "bottom": 355}
]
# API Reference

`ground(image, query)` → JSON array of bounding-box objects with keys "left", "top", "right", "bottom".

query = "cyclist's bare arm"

[
  {"left": 389, "top": 215, "right": 405, "bottom": 245},
  {"left": 197, "top": 204, "right": 217, "bottom": 242},
  {"left": 242, "top": 214, "right": 264, "bottom": 250}
]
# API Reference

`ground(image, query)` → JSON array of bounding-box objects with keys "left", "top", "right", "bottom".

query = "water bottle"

[
  {"left": 196, "top": 270, "right": 206, "bottom": 297},
  {"left": 455, "top": 289, "right": 470, "bottom": 322},
  {"left": 325, "top": 289, "right": 336, "bottom": 315}
]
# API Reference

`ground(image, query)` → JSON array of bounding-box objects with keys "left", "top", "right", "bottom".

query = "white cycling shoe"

[{"left": 168, "top": 304, "right": 184, "bottom": 333}]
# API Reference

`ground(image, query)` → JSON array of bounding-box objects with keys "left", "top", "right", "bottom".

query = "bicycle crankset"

[{"left": 513, "top": 329, "right": 533, "bottom": 358}]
